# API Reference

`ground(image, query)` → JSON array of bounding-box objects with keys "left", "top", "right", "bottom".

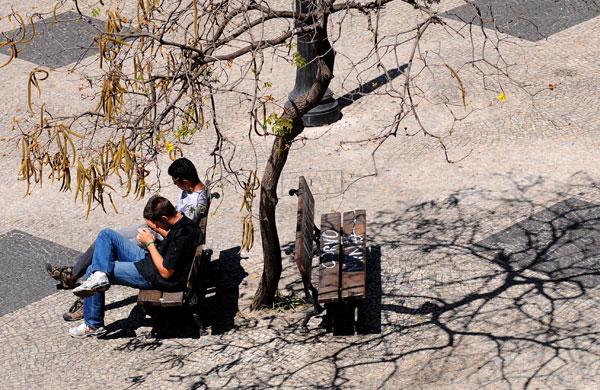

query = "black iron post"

[{"left": 288, "top": 0, "right": 340, "bottom": 127}]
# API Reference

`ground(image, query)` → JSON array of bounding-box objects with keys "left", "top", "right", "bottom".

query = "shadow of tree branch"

[{"left": 112, "top": 173, "right": 600, "bottom": 388}]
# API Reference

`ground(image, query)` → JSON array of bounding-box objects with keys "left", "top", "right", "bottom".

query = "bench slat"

[
  {"left": 138, "top": 290, "right": 163, "bottom": 306},
  {"left": 187, "top": 254, "right": 202, "bottom": 290},
  {"left": 294, "top": 176, "right": 316, "bottom": 292},
  {"left": 341, "top": 209, "right": 366, "bottom": 299},
  {"left": 160, "top": 291, "right": 184, "bottom": 307},
  {"left": 318, "top": 212, "right": 341, "bottom": 303}
]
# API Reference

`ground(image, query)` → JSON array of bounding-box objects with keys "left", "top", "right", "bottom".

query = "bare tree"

[{"left": 9, "top": 0, "right": 519, "bottom": 308}]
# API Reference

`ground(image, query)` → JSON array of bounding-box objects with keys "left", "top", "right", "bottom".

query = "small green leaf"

[
  {"left": 264, "top": 113, "right": 293, "bottom": 136},
  {"left": 91, "top": 7, "right": 101, "bottom": 17},
  {"left": 292, "top": 52, "right": 307, "bottom": 69}
]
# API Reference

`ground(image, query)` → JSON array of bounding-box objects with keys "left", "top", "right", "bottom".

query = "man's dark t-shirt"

[{"left": 135, "top": 215, "right": 200, "bottom": 291}]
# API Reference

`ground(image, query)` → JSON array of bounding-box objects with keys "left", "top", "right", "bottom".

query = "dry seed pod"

[
  {"left": 108, "top": 193, "right": 119, "bottom": 214},
  {"left": 241, "top": 216, "right": 249, "bottom": 251},
  {"left": 75, "top": 160, "right": 85, "bottom": 202},
  {"left": 59, "top": 161, "right": 71, "bottom": 192},
  {"left": 124, "top": 161, "right": 133, "bottom": 197},
  {"left": 27, "top": 68, "right": 49, "bottom": 112},
  {"left": 0, "top": 44, "right": 16, "bottom": 69},
  {"left": 241, "top": 214, "right": 254, "bottom": 251}
]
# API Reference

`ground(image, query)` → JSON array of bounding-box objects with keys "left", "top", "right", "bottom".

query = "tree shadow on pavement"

[
  {"left": 362, "top": 176, "right": 600, "bottom": 388},
  {"left": 102, "top": 246, "right": 247, "bottom": 341},
  {"left": 109, "top": 174, "right": 600, "bottom": 389}
]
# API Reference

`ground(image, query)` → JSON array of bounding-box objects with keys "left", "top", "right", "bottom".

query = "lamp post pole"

[{"left": 288, "top": 0, "right": 340, "bottom": 127}]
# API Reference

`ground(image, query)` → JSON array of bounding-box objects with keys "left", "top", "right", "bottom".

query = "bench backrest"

[
  {"left": 196, "top": 182, "right": 213, "bottom": 246},
  {"left": 341, "top": 210, "right": 367, "bottom": 299},
  {"left": 292, "top": 176, "right": 367, "bottom": 304},
  {"left": 317, "top": 210, "right": 367, "bottom": 303},
  {"left": 318, "top": 212, "right": 342, "bottom": 303},
  {"left": 294, "top": 176, "right": 316, "bottom": 293},
  {"left": 187, "top": 182, "right": 216, "bottom": 289}
]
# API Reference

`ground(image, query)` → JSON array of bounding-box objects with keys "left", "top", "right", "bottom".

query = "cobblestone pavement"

[{"left": 2, "top": 0, "right": 600, "bottom": 389}]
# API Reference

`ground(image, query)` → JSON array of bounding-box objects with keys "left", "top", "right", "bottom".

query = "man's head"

[
  {"left": 143, "top": 195, "right": 177, "bottom": 230},
  {"left": 168, "top": 157, "right": 201, "bottom": 192}
]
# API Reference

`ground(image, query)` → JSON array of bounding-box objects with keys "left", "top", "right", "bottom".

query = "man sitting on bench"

[
  {"left": 68, "top": 195, "right": 200, "bottom": 338},
  {"left": 46, "top": 157, "right": 207, "bottom": 321}
]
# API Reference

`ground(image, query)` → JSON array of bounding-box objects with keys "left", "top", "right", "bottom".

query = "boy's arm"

[
  {"left": 179, "top": 191, "right": 208, "bottom": 223},
  {"left": 137, "top": 228, "right": 174, "bottom": 279},
  {"left": 146, "top": 244, "right": 175, "bottom": 279},
  {"left": 154, "top": 226, "right": 169, "bottom": 238}
]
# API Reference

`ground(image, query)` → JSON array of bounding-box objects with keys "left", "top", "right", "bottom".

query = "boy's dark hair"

[
  {"left": 168, "top": 157, "right": 200, "bottom": 184},
  {"left": 143, "top": 195, "right": 177, "bottom": 221}
]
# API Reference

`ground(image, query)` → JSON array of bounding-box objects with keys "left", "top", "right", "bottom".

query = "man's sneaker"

[
  {"left": 68, "top": 322, "right": 106, "bottom": 338},
  {"left": 63, "top": 298, "right": 84, "bottom": 321},
  {"left": 72, "top": 271, "right": 110, "bottom": 298},
  {"left": 45, "top": 263, "right": 76, "bottom": 289}
]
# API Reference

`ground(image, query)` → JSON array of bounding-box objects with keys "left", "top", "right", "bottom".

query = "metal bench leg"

[
  {"left": 323, "top": 303, "right": 334, "bottom": 332},
  {"left": 191, "top": 311, "right": 208, "bottom": 336},
  {"left": 310, "top": 284, "right": 323, "bottom": 313},
  {"left": 186, "top": 285, "right": 209, "bottom": 336},
  {"left": 143, "top": 307, "right": 171, "bottom": 339},
  {"left": 301, "top": 284, "right": 324, "bottom": 331},
  {"left": 326, "top": 301, "right": 356, "bottom": 336}
]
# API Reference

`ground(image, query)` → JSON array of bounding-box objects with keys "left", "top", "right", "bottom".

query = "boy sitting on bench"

[
  {"left": 46, "top": 157, "right": 207, "bottom": 321},
  {"left": 69, "top": 195, "right": 200, "bottom": 338}
]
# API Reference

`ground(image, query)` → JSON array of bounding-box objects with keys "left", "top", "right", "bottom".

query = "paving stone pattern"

[
  {"left": 278, "top": 169, "right": 344, "bottom": 195},
  {"left": 0, "top": 229, "right": 80, "bottom": 316},
  {"left": 1, "top": 0, "right": 600, "bottom": 388},
  {"left": 479, "top": 198, "right": 600, "bottom": 288},
  {"left": 0, "top": 11, "right": 103, "bottom": 68},
  {"left": 442, "top": 0, "right": 600, "bottom": 41}
]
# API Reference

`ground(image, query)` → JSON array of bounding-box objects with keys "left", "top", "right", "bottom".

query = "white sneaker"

[
  {"left": 68, "top": 322, "right": 106, "bottom": 338},
  {"left": 72, "top": 271, "right": 110, "bottom": 298}
]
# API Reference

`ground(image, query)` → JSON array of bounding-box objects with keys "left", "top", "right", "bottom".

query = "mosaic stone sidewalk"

[{"left": 2, "top": 0, "right": 600, "bottom": 388}]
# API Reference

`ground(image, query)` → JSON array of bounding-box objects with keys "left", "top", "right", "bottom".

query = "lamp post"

[{"left": 288, "top": 0, "right": 340, "bottom": 127}]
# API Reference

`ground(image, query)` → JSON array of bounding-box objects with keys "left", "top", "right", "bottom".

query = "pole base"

[
  {"left": 289, "top": 89, "right": 341, "bottom": 127},
  {"left": 303, "top": 97, "right": 340, "bottom": 127}
]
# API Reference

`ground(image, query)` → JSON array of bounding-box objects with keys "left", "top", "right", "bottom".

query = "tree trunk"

[
  {"left": 251, "top": 137, "right": 294, "bottom": 309},
  {"left": 250, "top": 7, "right": 335, "bottom": 310}
]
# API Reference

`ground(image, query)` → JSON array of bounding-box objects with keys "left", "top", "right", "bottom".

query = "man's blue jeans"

[
  {"left": 84, "top": 228, "right": 153, "bottom": 328},
  {"left": 72, "top": 224, "right": 162, "bottom": 280}
]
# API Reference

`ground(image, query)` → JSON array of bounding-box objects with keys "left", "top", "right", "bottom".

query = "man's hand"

[
  {"left": 154, "top": 226, "right": 169, "bottom": 238},
  {"left": 138, "top": 226, "right": 174, "bottom": 279},
  {"left": 145, "top": 219, "right": 169, "bottom": 238},
  {"left": 137, "top": 228, "right": 155, "bottom": 246}
]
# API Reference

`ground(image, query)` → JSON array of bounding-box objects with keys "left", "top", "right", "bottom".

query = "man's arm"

[
  {"left": 179, "top": 191, "right": 208, "bottom": 224},
  {"left": 137, "top": 228, "right": 174, "bottom": 279},
  {"left": 153, "top": 226, "right": 169, "bottom": 238},
  {"left": 146, "top": 244, "right": 175, "bottom": 279}
]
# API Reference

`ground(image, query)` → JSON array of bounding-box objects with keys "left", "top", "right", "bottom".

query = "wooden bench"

[
  {"left": 290, "top": 176, "right": 367, "bottom": 334},
  {"left": 137, "top": 184, "right": 220, "bottom": 325}
]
